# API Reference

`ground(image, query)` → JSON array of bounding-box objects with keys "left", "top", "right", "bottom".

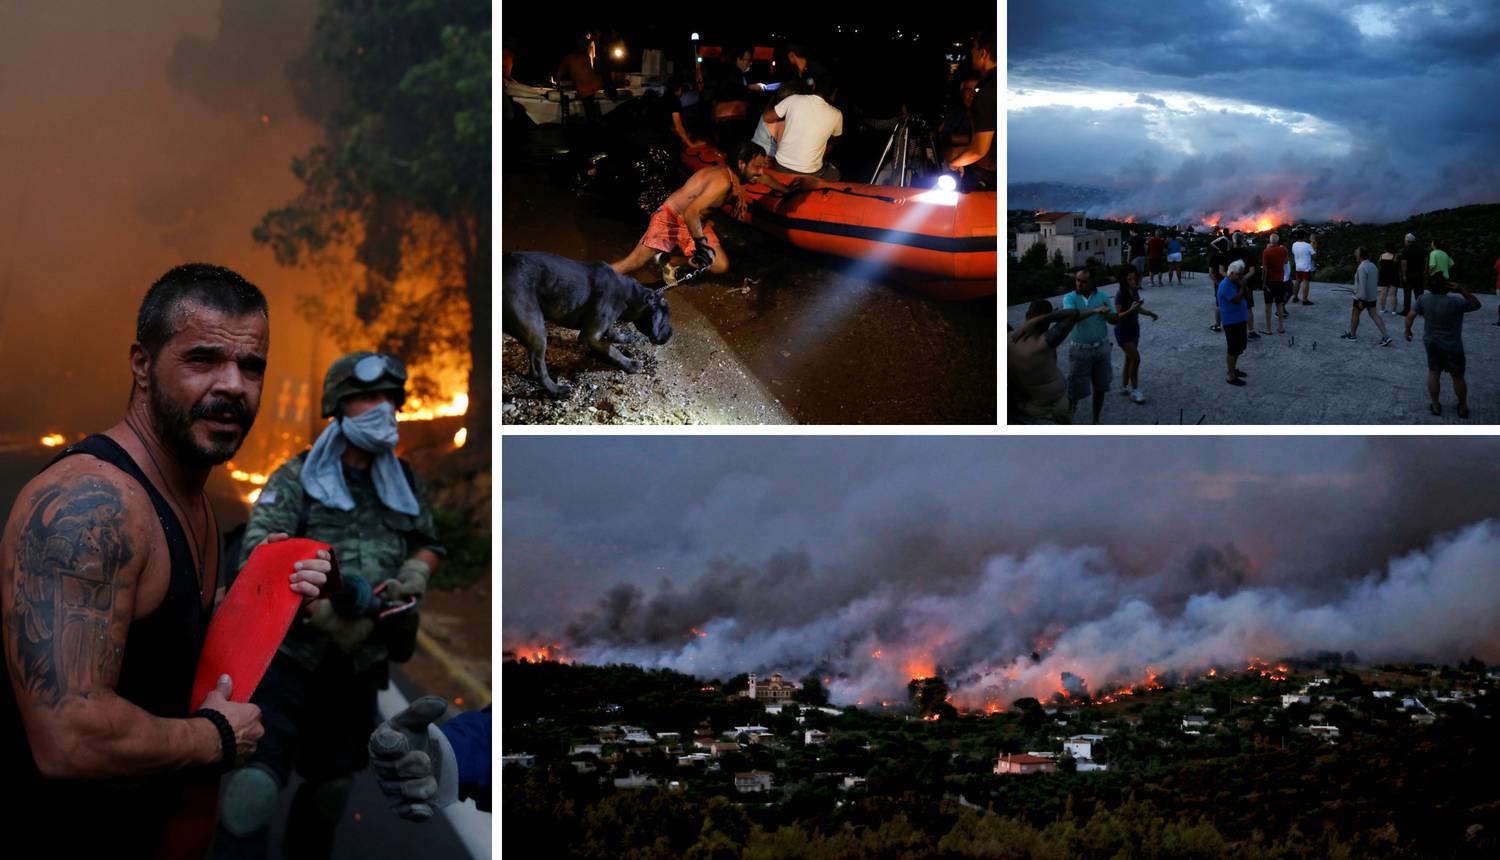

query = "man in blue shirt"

[
  {"left": 1061, "top": 269, "right": 1129, "bottom": 423},
  {"left": 1217, "top": 260, "right": 1251, "bottom": 385}
]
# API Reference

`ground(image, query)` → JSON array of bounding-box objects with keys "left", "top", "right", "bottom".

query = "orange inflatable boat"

[{"left": 681, "top": 144, "right": 997, "bottom": 299}]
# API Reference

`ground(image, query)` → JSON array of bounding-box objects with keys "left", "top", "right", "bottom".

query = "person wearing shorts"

[
  {"left": 1166, "top": 233, "right": 1184, "bottom": 284},
  {"left": 1217, "top": 259, "right": 1250, "bottom": 386},
  {"left": 1291, "top": 231, "right": 1316, "bottom": 304},
  {"left": 1061, "top": 269, "right": 1121, "bottom": 424},
  {"left": 1342, "top": 247, "right": 1392, "bottom": 345},
  {"left": 1377, "top": 242, "right": 1401, "bottom": 314},
  {"left": 1127, "top": 232, "right": 1147, "bottom": 279},
  {"left": 1400, "top": 232, "right": 1425, "bottom": 315},
  {"left": 1146, "top": 229, "right": 1167, "bottom": 286},
  {"left": 1260, "top": 233, "right": 1289, "bottom": 334},
  {"left": 1407, "top": 273, "right": 1481, "bottom": 418},
  {"left": 1112, "top": 267, "right": 1157, "bottom": 403}
]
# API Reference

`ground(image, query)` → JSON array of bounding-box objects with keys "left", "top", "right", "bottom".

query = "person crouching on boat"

[{"left": 610, "top": 141, "right": 810, "bottom": 286}]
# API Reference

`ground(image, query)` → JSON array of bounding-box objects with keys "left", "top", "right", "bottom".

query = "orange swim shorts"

[{"left": 639, "top": 206, "right": 718, "bottom": 256}]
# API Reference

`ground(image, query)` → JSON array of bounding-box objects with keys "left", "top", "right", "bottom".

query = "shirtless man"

[
  {"left": 611, "top": 141, "right": 810, "bottom": 285},
  {"left": 1008, "top": 299, "right": 1108, "bottom": 423},
  {"left": 0, "top": 264, "right": 331, "bottom": 857}
]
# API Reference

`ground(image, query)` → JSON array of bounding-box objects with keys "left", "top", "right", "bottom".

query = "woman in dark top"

[
  {"left": 1378, "top": 241, "right": 1402, "bottom": 316},
  {"left": 1113, "top": 267, "right": 1158, "bottom": 403}
]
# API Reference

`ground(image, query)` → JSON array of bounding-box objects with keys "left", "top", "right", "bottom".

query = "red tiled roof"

[
  {"left": 1001, "top": 754, "right": 1055, "bottom": 765},
  {"left": 1034, "top": 211, "right": 1076, "bottom": 223}
]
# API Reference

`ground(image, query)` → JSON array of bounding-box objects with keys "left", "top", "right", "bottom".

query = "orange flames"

[
  {"left": 871, "top": 650, "right": 883, "bottom": 660},
  {"left": 510, "top": 643, "right": 567, "bottom": 663},
  {"left": 1246, "top": 657, "right": 1290, "bottom": 682},
  {"left": 1205, "top": 208, "right": 1291, "bottom": 234},
  {"left": 904, "top": 657, "right": 935, "bottom": 681},
  {"left": 690, "top": 627, "right": 708, "bottom": 638},
  {"left": 40, "top": 433, "right": 66, "bottom": 448}
]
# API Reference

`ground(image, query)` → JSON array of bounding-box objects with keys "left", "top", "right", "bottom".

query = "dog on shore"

[{"left": 502, "top": 251, "right": 674, "bottom": 397}]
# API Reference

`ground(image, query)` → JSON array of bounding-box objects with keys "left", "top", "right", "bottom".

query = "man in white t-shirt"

[
  {"left": 1290, "top": 231, "right": 1317, "bottom": 305},
  {"left": 763, "top": 75, "right": 843, "bottom": 180}
]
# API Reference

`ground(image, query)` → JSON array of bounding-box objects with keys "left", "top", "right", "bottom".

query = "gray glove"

[{"left": 368, "top": 696, "right": 457, "bottom": 822}]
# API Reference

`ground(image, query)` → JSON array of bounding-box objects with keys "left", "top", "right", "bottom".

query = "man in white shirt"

[
  {"left": 1291, "top": 231, "right": 1317, "bottom": 305},
  {"left": 763, "top": 75, "right": 843, "bottom": 180}
]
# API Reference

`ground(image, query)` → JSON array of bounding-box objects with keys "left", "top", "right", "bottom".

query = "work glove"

[
  {"left": 689, "top": 240, "right": 716, "bottom": 270},
  {"left": 368, "top": 696, "right": 457, "bottom": 822},
  {"left": 387, "top": 557, "right": 431, "bottom": 602},
  {"left": 304, "top": 598, "right": 375, "bottom": 653}
]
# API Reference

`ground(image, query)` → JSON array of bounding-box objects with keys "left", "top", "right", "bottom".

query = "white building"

[
  {"left": 1014, "top": 212, "right": 1123, "bottom": 268},
  {"left": 501, "top": 753, "right": 535, "bottom": 768},
  {"left": 1181, "top": 715, "right": 1209, "bottom": 731},
  {"left": 1282, "top": 694, "right": 1312, "bottom": 708},
  {"left": 805, "top": 729, "right": 829, "bottom": 746},
  {"left": 1063, "top": 739, "right": 1096, "bottom": 760},
  {"left": 734, "top": 771, "right": 775, "bottom": 793},
  {"left": 614, "top": 773, "right": 658, "bottom": 789}
]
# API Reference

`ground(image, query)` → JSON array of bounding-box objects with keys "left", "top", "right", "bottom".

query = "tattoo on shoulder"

[{"left": 8, "top": 477, "right": 135, "bottom": 707}]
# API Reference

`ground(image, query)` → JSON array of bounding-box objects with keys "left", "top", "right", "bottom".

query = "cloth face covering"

[{"left": 301, "top": 401, "right": 420, "bottom": 515}]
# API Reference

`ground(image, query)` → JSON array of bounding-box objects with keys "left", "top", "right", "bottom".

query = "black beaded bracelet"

[{"left": 193, "top": 707, "right": 236, "bottom": 771}]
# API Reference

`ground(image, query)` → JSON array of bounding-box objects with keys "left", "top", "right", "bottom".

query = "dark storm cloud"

[
  {"left": 1008, "top": 0, "right": 1500, "bottom": 221},
  {"left": 504, "top": 437, "right": 1500, "bottom": 704}
]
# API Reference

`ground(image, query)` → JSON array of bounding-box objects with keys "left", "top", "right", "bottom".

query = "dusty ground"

[
  {"left": 1007, "top": 271, "right": 1500, "bottom": 425},
  {"left": 501, "top": 145, "right": 996, "bottom": 425},
  {"left": 501, "top": 309, "right": 792, "bottom": 425}
]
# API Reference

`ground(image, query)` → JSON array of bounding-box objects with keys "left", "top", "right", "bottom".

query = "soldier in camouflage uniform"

[{"left": 214, "top": 352, "right": 443, "bottom": 860}]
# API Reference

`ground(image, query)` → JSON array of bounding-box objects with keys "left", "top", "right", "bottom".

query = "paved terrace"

[{"left": 1007, "top": 271, "right": 1500, "bottom": 425}]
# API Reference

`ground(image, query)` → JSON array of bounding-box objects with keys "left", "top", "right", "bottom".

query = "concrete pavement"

[{"left": 1007, "top": 271, "right": 1500, "bottom": 424}]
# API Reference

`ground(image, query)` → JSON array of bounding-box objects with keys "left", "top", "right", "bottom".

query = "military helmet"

[{"left": 321, "top": 351, "right": 408, "bottom": 418}]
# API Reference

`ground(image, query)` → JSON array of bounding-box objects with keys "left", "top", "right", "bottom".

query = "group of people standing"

[{"left": 1011, "top": 227, "right": 1495, "bottom": 422}]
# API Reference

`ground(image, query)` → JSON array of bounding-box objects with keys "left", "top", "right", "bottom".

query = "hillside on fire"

[
  {"left": 501, "top": 655, "right": 1500, "bottom": 858},
  {"left": 1007, "top": 202, "right": 1500, "bottom": 305}
]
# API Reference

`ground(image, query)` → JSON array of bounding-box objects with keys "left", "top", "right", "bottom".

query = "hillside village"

[{"left": 503, "top": 658, "right": 1500, "bottom": 802}]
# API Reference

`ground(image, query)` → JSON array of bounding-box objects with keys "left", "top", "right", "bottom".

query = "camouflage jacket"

[{"left": 240, "top": 451, "right": 444, "bottom": 672}]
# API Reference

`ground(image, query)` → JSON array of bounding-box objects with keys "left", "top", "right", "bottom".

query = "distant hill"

[
  {"left": 1008, "top": 203, "right": 1500, "bottom": 303},
  {"left": 1286, "top": 203, "right": 1500, "bottom": 287},
  {"left": 1007, "top": 181, "right": 1114, "bottom": 213}
]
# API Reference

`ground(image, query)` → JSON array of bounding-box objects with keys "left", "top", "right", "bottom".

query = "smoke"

[
  {"left": 559, "top": 523, "right": 1500, "bottom": 708},
  {"left": 505, "top": 438, "right": 1500, "bottom": 709},
  {"left": 0, "top": 1, "right": 326, "bottom": 444},
  {"left": 1083, "top": 144, "right": 1494, "bottom": 228}
]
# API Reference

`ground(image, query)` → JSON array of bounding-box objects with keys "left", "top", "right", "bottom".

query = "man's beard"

[{"left": 148, "top": 367, "right": 255, "bottom": 468}]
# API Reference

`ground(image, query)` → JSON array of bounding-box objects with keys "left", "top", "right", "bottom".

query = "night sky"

[{"left": 1008, "top": 0, "right": 1500, "bottom": 226}]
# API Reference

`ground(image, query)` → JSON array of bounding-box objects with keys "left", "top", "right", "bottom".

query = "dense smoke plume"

[
  {"left": 504, "top": 437, "right": 1500, "bottom": 708},
  {"left": 0, "top": 1, "right": 323, "bottom": 440}
]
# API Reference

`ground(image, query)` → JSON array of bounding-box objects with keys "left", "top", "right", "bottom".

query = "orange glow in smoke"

[
  {"left": 510, "top": 643, "right": 567, "bottom": 663},
  {"left": 871, "top": 650, "right": 883, "bottom": 660},
  {"left": 690, "top": 627, "right": 708, "bottom": 638}
]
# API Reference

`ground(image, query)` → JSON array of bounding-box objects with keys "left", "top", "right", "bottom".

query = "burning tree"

[
  {"left": 907, "top": 675, "right": 957, "bottom": 720},
  {"left": 254, "top": 0, "right": 492, "bottom": 445}
]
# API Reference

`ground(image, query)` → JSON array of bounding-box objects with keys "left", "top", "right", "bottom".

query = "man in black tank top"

[{"left": 0, "top": 264, "right": 331, "bottom": 858}]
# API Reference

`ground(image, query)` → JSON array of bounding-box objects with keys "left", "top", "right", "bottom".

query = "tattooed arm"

[{"left": 1, "top": 459, "right": 223, "bottom": 778}]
